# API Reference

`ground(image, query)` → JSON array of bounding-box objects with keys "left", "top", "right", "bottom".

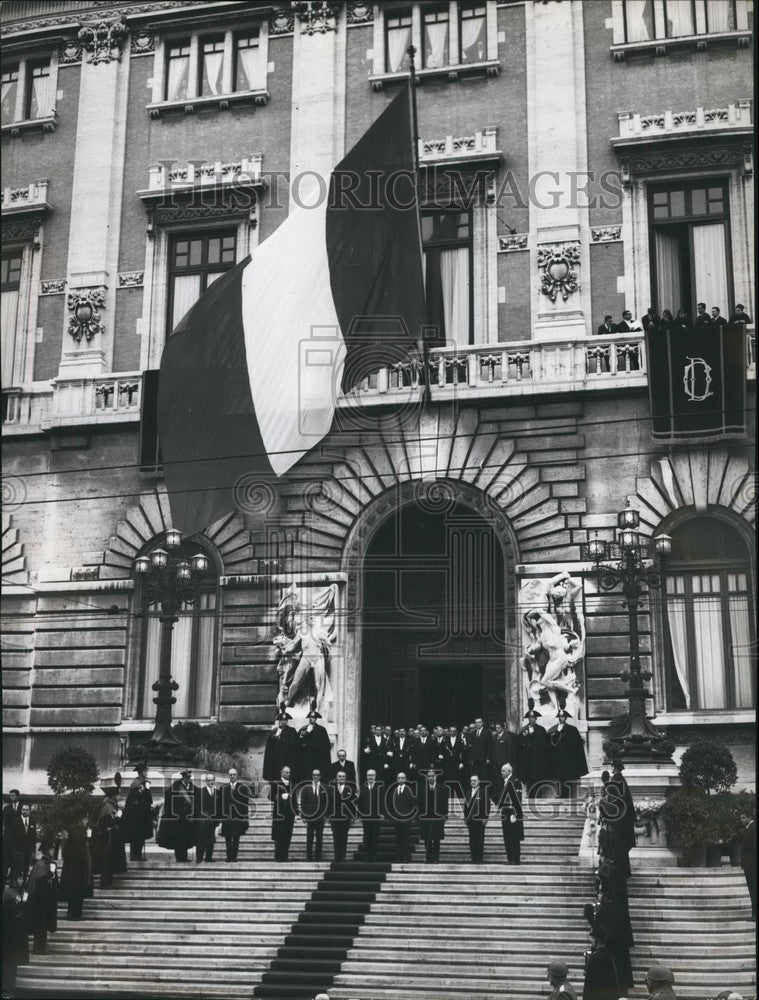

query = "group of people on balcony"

[{"left": 597, "top": 302, "right": 751, "bottom": 338}]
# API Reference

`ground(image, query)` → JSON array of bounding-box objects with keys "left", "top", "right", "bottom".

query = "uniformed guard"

[
  {"left": 546, "top": 958, "right": 578, "bottom": 999},
  {"left": 646, "top": 964, "right": 677, "bottom": 998}
]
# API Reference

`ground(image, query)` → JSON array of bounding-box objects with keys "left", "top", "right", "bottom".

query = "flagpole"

[{"left": 407, "top": 44, "right": 431, "bottom": 403}]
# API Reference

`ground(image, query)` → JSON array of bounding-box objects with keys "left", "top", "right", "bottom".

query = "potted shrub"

[
  {"left": 40, "top": 745, "right": 101, "bottom": 857},
  {"left": 662, "top": 789, "right": 714, "bottom": 867},
  {"left": 677, "top": 737, "right": 738, "bottom": 866}
]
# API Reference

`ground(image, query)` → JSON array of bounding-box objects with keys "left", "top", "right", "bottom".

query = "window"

[
  {"left": 235, "top": 32, "right": 264, "bottom": 92},
  {"left": 460, "top": 4, "right": 487, "bottom": 62},
  {"left": 1, "top": 67, "right": 19, "bottom": 126},
  {"left": 422, "top": 210, "right": 472, "bottom": 346},
  {"left": 386, "top": 10, "right": 412, "bottom": 72},
  {"left": 168, "top": 231, "right": 237, "bottom": 330},
  {"left": 0, "top": 56, "right": 56, "bottom": 129},
  {"left": 663, "top": 518, "right": 755, "bottom": 711},
  {"left": 649, "top": 181, "right": 731, "bottom": 318},
  {"left": 620, "top": 0, "right": 739, "bottom": 42},
  {"left": 152, "top": 26, "right": 270, "bottom": 114},
  {"left": 166, "top": 41, "right": 191, "bottom": 102},
  {"left": 200, "top": 38, "right": 225, "bottom": 97},
  {"left": 138, "top": 540, "right": 219, "bottom": 719},
  {"left": 423, "top": 7, "right": 449, "bottom": 68},
  {"left": 1, "top": 251, "right": 22, "bottom": 390}
]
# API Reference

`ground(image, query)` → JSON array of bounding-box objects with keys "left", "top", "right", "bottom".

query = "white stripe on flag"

[{"left": 241, "top": 194, "right": 344, "bottom": 477}]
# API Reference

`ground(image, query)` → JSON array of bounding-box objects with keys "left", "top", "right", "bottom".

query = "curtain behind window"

[
  {"left": 625, "top": 0, "right": 654, "bottom": 40},
  {"left": 692, "top": 223, "right": 728, "bottom": 317},
  {"left": 706, "top": 0, "right": 735, "bottom": 31},
  {"left": 424, "top": 20, "right": 449, "bottom": 68},
  {"left": 440, "top": 247, "right": 470, "bottom": 346},
  {"left": 202, "top": 51, "right": 224, "bottom": 96},
  {"left": 692, "top": 587, "right": 727, "bottom": 708},
  {"left": 461, "top": 15, "right": 485, "bottom": 61},
  {"left": 238, "top": 44, "right": 264, "bottom": 91},
  {"left": 1, "top": 289, "right": 20, "bottom": 388},
  {"left": 29, "top": 70, "right": 51, "bottom": 118},
  {"left": 170, "top": 612, "right": 194, "bottom": 716},
  {"left": 167, "top": 53, "right": 190, "bottom": 101},
  {"left": 1, "top": 76, "right": 18, "bottom": 125},
  {"left": 666, "top": 575, "right": 692, "bottom": 709},
  {"left": 171, "top": 274, "right": 202, "bottom": 329},
  {"left": 193, "top": 592, "right": 216, "bottom": 717},
  {"left": 666, "top": 0, "right": 695, "bottom": 36},
  {"left": 653, "top": 229, "right": 683, "bottom": 315},
  {"left": 387, "top": 24, "right": 411, "bottom": 72}
]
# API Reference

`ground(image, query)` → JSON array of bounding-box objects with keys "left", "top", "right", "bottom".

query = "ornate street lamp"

[
  {"left": 128, "top": 532, "right": 210, "bottom": 762},
  {"left": 583, "top": 505, "right": 674, "bottom": 763}
]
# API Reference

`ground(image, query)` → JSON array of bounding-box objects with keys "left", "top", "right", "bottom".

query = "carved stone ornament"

[
  {"left": 619, "top": 143, "right": 751, "bottom": 178},
  {"left": 591, "top": 226, "right": 622, "bottom": 243},
  {"left": 269, "top": 6, "right": 295, "bottom": 34},
  {"left": 292, "top": 1, "right": 340, "bottom": 35},
  {"left": 1, "top": 217, "right": 41, "bottom": 244},
  {"left": 130, "top": 30, "right": 155, "bottom": 55},
  {"left": 59, "top": 39, "right": 83, "bottom": 64},
  {"left": 41, "top": 279, "right": 66, "bottom": 295},
  {"left": 67, "top": 287, "right": 106, "bottom": 343},
  {"left": 498, "top": 233, "right": 528, "bottom": 252},
  {"left": 537, "top": 242, "right": 581, "bottom": 302},
  {"left": 347, "top": 1, "right": 373, "bottom": 24},
  {"left": 117, "top": 271, "right": 144, "bottom": 288},
  {"left": 77, "top": 18, "right": 129, "bottom": 64}
]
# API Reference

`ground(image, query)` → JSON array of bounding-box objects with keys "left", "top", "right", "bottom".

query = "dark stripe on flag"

[
  {"left": 326, "top": 86, "right": 427, "bottom": 393},
  {"left": 646, "top": 324, "right": 747, "bottom": 442},
  {"left": 158, "top": 255, "right": 272, "bottom": 534}
]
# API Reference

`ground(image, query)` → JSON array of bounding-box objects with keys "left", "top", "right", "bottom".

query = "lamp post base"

[{"left": 602, "top": 711, "right": 676, "bottom": 764}]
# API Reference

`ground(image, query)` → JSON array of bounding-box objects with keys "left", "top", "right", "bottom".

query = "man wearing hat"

[
  {"left": 418, "top": 768, "right": 449, "bottom": 863},
  {"left": 263, "top": 705, "right": 298, "bottom": 786},
  {"left": 517, "top": 700, "right": 550, "bottom": 797},
  {"left": 157, "top": 769, "right": 198, "bottom": 862},
  {"left": 646, "top": 964, "right": 677, "bottom": 998},
  {"left": 547, "top": 707, "right": 588, "bottom": 798},
  {"left": 298, "top": 700, "right": 332, "bottom": 781},
  {"left": 122, "top": 764, "right": 154, "bottom": 861},
  {"left": 546, "top": 958, "right": 578, "bottom": 999}
]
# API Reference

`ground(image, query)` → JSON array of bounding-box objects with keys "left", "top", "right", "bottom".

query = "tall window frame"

[
  {"left": 422, "top": 208, "right": 474, "bottom": 347},
  {"left": 135, "top": 538, "right": 221, "bottom": 721},
  {"left": 647, "top": 178, "right": 733, "bottom": 319},
  {"left": 0, "top": 52, "right": 58, "bottom": 132},
  {"left": 166, "top": 229, "right": 237, "bottom": 333},
  {"left": 661, "top": 516, "right": 756, "bottom": 712},
  {"left": 1, "top": 250, "right": 23, "bottom": 391}
]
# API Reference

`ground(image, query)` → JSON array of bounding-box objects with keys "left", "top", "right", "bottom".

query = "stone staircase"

[{"left": 14, "top": 795, "right": 755, "bottom": 999}]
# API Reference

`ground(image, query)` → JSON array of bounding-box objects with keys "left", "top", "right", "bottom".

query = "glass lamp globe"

[
  {"left": 653, "top": 533, "right": 672, "bottom": 557},
  {"left": 133, "top": 555, "right": 150, "bottom": 575},
  {"left": 176, "top": 560, "right": 191, "bottom": 581},
  {"left": 165, "top": 528, "right": 182, "bottom": 550},
  {"left": 150, "top": 547, "right": 168, "bottom": 570},
  {"left": 617, "top": 505, "right": 640, "bottom": 530},
  {"left": 191, "top": 552, "right": 209, "bottom": 574},
  {"left": 618, "top": 527, "right": 639, "bottom": 551}
]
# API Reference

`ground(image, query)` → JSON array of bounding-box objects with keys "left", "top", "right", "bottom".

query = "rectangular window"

[
  {"left": 166, "top": 42, "right": 191, "bottom": 101},
  {"left": 235, "top": 32, "right": 263, "bottom": 91},
  {"left": 1, "top": 250, "right": 23, "bottom": 390},
  {"left": 167, "top": 230, "right": 237, "bottom": 331},
  {"left": 423, "top": 7, "right": 449, "bottom": 69},
  {"left": 422, "top": 210, "right": 472, "bottom": 347},
  {"left": 649, "top": 181, "right": 731, "bottom": 319},
  {"left": 27, "top": 61, "right": 51, "bottom": 119},
  {"left": 623, "top": 0, "right": 655, "bottom": 40},
  {"left": 1, "top": 66, "right": 19, "bottom": 126},
  {"left": 623, "top": 0, "right": 737, "bottom": 40},
  {"left": 200, "top": 38, "right": 225, "bottom": 96},
  {"left": 664, "top": 0, "right": 696, "bottom": 37},
  {"left": 706, "top": 0, "right": 736, "bottom": 30},
  {"left": 460, "top": 4, "right": 487, "bottom": 63},
  {"left": 386, "top": 11, "right": 412, "bottom": 73}
]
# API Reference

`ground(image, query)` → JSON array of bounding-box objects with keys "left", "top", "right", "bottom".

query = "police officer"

[
  {"left": 646, "top": 965, "right": 677, "bottom": 999},
  {"left": 546, "top": 959, "right": 578, "bottom": 999}
]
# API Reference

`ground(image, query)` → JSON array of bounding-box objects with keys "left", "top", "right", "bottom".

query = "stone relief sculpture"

[
  {"left": 272, "top": 582, "right": 337, "bottom": 720},
  {"left": 520, "top": 572, "right": 586, "bottom": 721}
]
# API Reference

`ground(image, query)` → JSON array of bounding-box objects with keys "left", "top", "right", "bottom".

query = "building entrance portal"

[{"left": 360, "top": 498, "right": 507, "bottom": 734}]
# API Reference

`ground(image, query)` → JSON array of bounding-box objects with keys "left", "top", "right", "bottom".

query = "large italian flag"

[{"left": 158, "top": 86, "right": 426, "bottom": 534}]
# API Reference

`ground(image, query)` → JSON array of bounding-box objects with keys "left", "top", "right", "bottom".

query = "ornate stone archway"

[{"left": 335, "top": 477, "right": 522, "bottom": 757}]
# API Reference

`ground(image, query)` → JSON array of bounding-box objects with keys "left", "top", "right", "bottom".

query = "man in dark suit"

[
  {"left": 356, "top": 769, "right": 383, "bottom": 862},
  {"left": 195, "top": 773, "right": 219, "bottom": 863},
  {"left": 491, "top": 763, "right": 524, "bottom": 864},
  {"left": 122, "top": 765, "right": 154, "bottom": 861},
  {"left": 270, "top": 765, "right": 296, "bottom": 862},
  {"left": 6, "top": 802, "right": 37, "bottom": 877},
  {"left": 361, "top": 725, "right": 388, "bottom": 778},
  {"left": 297, "top": 768, "right": 329, "bottom": 862},
  {"left": 493, "top": 723, "right": 520, "bottom": 777},
  {"left": 3, "top": 790, "right": 23, "bottom": 878},
  {"left": 738, "top": 810, "right": 756, "bottom": 919},
  {"left": 262, "top": 706, "right": 298, "bottom": 785},
  {"left": 298, "top": 705, "right": 332, "bottom": 781},
  {"left": 442, "top": 726, "right": 467, "bottom": 798},
  {"left": 694, "top": 301, "right": 710, "bottom": 325},
  {"left": 412, "top": 726, "right": 435, "bottom": 776},
  {"left": 419, "top": 769, "right": 449, "bottom": 863},
  {"left": 468, "top": 717, "right": 494, "bottom": 784},
  {"left": 389, "top": 727, "right": 415, "bottom": 780},
  {"left": 464, "top": 774, "right": 490, "bottom": 863},
  {"left": 327, "top": 749, "right": 356, "bottom": 786},
  {"left": 388, "top": 773, "right": 416, "bottom": 862},
  {"left": 219, "top": 767, "right": 249, "bottom": 862},
  {"left": 328, "top": 770, "right": 356, "bottom": 862},
  {"left": 596, "top": 314, "right": 615, "bottom": 336},
  {"left": 729, "top": 303, "right": 752, "bottom": 325}
]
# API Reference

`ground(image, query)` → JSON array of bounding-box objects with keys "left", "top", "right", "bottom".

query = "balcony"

[
  {"left": 2, "top": 330, "right": 755, "bottom": 434},
  {"left": 612, "top": 103, "right": 753, "bottom": 148}
]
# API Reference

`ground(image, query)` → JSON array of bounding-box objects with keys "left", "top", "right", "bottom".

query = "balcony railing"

[{"left": 2, "top": 330, "right": 755, "bottom": 431}]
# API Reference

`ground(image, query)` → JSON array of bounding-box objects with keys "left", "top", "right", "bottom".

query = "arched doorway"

[{"left": 360, "top": 497, "right": 509, "bottom": 732}]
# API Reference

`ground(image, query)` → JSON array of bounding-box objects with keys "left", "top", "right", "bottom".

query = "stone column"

[
  {"left": 58, "top": 17, "right": 130, "bottom": 377},
  {"left": 525, "top": 1, "right": 592, "bottom": 340}
]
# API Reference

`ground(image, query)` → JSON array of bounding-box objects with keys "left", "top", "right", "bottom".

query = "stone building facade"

[{"left": 2, "top": 0, "right": 755, "bottom": 790}]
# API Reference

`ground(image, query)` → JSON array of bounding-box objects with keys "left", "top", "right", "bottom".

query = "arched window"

[
  {"left": 137, "top": 539, "right": 219, "bottom": 719},
  {"left": 663, "top": 517, "right": 755, "bottom": 711}
]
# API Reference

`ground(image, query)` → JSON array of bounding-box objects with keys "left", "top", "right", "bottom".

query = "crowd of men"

[{"left": 596, "top": 302, "right": 752, "bottom": 336}]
